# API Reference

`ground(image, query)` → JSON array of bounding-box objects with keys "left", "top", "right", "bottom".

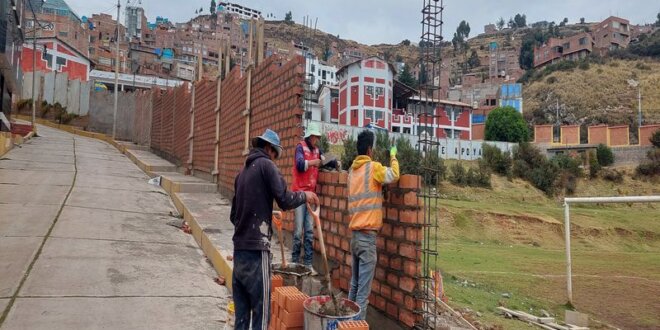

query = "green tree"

[
  {"left": 485, "top": 106, "right": 529, "bottom": 143},
  {"left": 322, "top": 42, "right": 331, "bottom": 61},
  {"left": 210, "top": 0, "right": 216, "bottom": 15},
  {"left": 580, "top": 17, "right": 585, "bottom": 24},
  {"left": 284, "top": 11, "right": 293, "bottom": 24},
  {"left": 514, "top": 13, "right": 527, "bottom": 28},
  {"left": 397, "top": 64, "right": 417, "bottom": 88},
  {"left": 651, "top": 130, "right": 660, "bottom": 148},
  {"left": 596, "top": 144, "right": 615, "bottom": 166},
  {"left": 559, "top": 17, "right": 568, "bottom": 27},
  {"left": 401, "top": 39, "right": 411, "bottom": 46},
  {"left": 656, "top": 12, "right": 660, "bottom": 27},
  {"left": 497, "top": 17, "right": 505, "bottom": 30}
]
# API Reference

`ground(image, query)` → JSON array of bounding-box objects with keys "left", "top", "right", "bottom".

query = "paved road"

[{"left": 0, "top": 125, "right": 229, "bottom": 329}]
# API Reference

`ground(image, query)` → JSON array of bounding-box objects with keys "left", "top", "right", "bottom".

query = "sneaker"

[{"left": 309, "top": 268, "right": 318, "bottom": 276}]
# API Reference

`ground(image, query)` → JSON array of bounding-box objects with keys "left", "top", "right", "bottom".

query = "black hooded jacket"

[{"left": 230, "top": 148, "right": 307, "bottom": 251}]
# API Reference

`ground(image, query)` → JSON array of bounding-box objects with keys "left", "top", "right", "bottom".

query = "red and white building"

[
  {"left": 21, "top": 37, "right": 92, "bottom": 81},
  {"left": 336, "top": 56, "right": 395, "bottom": 129},
  {"left": 406, "top": 96, "right": 473, "bottom": 139}
]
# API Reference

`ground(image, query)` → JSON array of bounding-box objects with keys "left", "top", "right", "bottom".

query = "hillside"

[
  {"left": 435, "top": 167, "right": 659, "bottom": 329},
  {"left": 522, "top": 59, "right": 660, "bottom": 129}
]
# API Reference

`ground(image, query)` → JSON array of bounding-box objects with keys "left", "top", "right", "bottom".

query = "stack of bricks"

[
  {"left": 314, "top": 172, "right": 424, "bottom": 328},
  {"left": 338, "top": 320, "right": 369, "bottom": 330},
  {"left": 192, "top": 80, "right": 219, "bottom": 174},
  {"left": 270, "top": 282, "right": 308, "bottom": 330}
]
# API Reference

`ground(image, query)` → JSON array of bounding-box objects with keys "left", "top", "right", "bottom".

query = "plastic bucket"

[
  {"left": 272, "top": 263, "right": 313, "bottom": 292},
  {"left": 303, "top": 296, "right": 360, "bottom": 330}
]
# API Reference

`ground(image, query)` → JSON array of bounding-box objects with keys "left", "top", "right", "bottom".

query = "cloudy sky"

[{"left": 65, "top": 0, "right": 659, "bottom": 45}]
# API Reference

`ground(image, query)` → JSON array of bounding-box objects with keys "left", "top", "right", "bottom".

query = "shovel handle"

[{"left": 272, "top": 211, "right": 286, "bottom": 268}]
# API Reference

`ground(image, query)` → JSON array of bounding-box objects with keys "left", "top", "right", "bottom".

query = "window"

[
  {"left": 375, "top": 110, "right": 384, "bottom": 121},
  {"left": 59, "top": 31, "right": 68, "bottom": 37},
  {"left": 365, "top": 109, "right": 374, "bottom": 120},
  {"left": 322, "top": 71, "right": 327, "bottom": 80},
  {"left": 365, "top": 86, "right": 374, "bottom": 96},
  {"left": 375, "top": 87, "right": 384, "bottom": 98},
  {"left": 579, "top": 37, "right": 587, "bottom": 46},
  {"left": 563, "top": 42, "right": 570, "bottom": 50}
]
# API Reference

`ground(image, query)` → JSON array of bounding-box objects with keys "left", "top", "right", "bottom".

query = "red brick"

[
  {"left": 284, "top": 294, "right": 308, "bottom": 313},
  {"left": 386, "top": 208, "right": 398, "bottom": 221},
  {"left": 376, "top": 237, "right": 385, "bottom": 250},
  {"left": 386, "top": 240, "right": 398, "bottom": 254},
  {"left": 272, "top": 275, "right": 283, "bottom": 289},
  {"left": 374, "top": 295, "right": 387, "bottom": 310},
  {"left": 400, "top": 210, "right": 420, "bottom": 224},
  {"left": 400, "top": 276, "right": 416, "bottom": 293},
  {"left": 387, "top": 273, "right": 398, "bottom": 287},
  {"left": 392, "top": 226, "right": 405, "bottom": 240},
  {"left": 375, "top": 268, "right": 386, "bottom": 281},
  {"left": 399, "top": 243, "right": 417, "bottom": 259},
  {"left": 392, "top": 289, "right": 403, "bottom": 303},
  {"left": 386, "top": 302, "right": 398, "bottom": 318},
  {"left": 338, "top": 172, "right": 348, "bottom": 184},
  {"left": 371, "top": 280, "right": 380, "bottom": 294},
  {"left": 389, "top": 257, "right": 402, "bottom": 271},
  {"left": 405, "top": 228, "right": 420, "bottom": 242},
  {"left": 378, "top": 254, "right": 389, "bottom": 267},
  {"left": 398, "top": 174, "right": 421, "bottom": 189},
  {"left": 389, "top": 192, "right": 404, "bottom": 204},
  {"left": 404, "top": 260, "right": 420, "bottom": 276},
  {"left": 380, "top": 284, "right": 391, "bottom": 299},
  {"left": 400, "top": 309, "right": 416, "bottom": 328},
  {"left": 403, "top": 192, "right": 419, "bottom": 205},
  {"left": 404, "top": 296, "right": 415, "bottom": 311},
  {"left": 338, "top": 320, "right": 369, "bottom": 330},
  {"left": 381, "top": 223, "right": 392, "bottom": 237}
]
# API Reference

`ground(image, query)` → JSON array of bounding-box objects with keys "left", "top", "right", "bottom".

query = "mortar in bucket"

[
  {"left": 303, "top": 295, "right": 360, "bottom": 330},
  {"left": 272, "top": 263, "right": 313, "bottom": 293}
]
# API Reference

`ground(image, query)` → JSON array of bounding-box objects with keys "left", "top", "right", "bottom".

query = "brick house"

[
  {"left": 533, "top": 32, "right": 594, "bottom": 68},
  {"left": 593, "top": 16, "right": 631, "bottom": 54}
]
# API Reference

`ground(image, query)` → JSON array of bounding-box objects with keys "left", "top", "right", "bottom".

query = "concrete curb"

[{"left": 32, "top": 119, "right": 236, "bottom": 291}]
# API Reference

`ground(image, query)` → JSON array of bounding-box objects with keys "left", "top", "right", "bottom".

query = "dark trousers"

[{"left": 233, "top": 250, "right": 271, "bottom": 330}]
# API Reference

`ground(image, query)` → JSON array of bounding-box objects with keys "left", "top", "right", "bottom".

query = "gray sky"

[{"left": 66, "top": 0, "right": 660, "bottom": 45}]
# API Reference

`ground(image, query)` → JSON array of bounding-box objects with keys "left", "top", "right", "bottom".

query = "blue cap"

[{"left": 256, "top": 129, "right": 283, "bottom": 159}]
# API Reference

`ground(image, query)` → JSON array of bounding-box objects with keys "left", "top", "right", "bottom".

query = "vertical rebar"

[{"left": 415, "top": 0, "right": 443, "bottom": 328}]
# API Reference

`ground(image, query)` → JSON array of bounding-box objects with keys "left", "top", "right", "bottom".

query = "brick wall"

[
  {"left": 608, "top": 126, "right": 629, "bottom": 146},
  {"left": 588, "top": 125, "right": 607, "bottom": 145},
  {"left": 316, "top": 172, "right": 424, "bottom": 328},
  {"left": 132, "top": 90, "right": 152, "bottom": 146},
  {"left": 560, "top": 125, "right": 580, "bottom": 145},
  {"left": 534, "top": 125, "right": 553, "bottom": 143},
  {"left": 160, "top": 89, "right": 175, "bottom": 156},
  {"left": 193, "top": 80, "right": 219, "bottom": 174},
  {"left": 150, "top": 89, "right": 163, "bottom": 150},
  {"left": 173, "top": 84, "right": 191, "bottom": 162},
  {"left": 217, "top": 68, "right": 247, "bottom": 192},
  {"left": 471, "top": 123, "right": 484, "bottom": 140},
  {"left": 639, "top": 125, "right": 660, "bottom": 147}
]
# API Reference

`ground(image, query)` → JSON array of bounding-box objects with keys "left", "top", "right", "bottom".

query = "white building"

[
  {"left": 217, "top": 2, "right": 261, "bottom": 20},
  {"left": 305, "top": 56, "right": 338, "bottom": 92}
]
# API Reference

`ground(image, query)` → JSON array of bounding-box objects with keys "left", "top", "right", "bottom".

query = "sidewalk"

[{"left": 0, "top": 125, "right": 230, "bottom": 329}]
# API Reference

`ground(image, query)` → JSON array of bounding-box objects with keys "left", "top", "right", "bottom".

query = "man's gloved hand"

[
  {"left": 272, "top": 211, "right": 283, "bottom": 231},
  {"left": 390, "top": 146, "right": 398, "bottom": 158}
]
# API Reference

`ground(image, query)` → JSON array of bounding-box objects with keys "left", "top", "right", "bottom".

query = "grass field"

[{"left": 431, "top": 170, "right": 660, "bottom": 329}]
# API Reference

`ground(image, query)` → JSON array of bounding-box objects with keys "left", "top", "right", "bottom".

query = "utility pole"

[
  {"left": 112, "top": 0, "right": 121, "bottom": 140},
  {"left": 637, "top": 87, "right": 642, "bottom": 128},
  {"left": 30, "top": 2, "right": 42, "bottom": 135}
]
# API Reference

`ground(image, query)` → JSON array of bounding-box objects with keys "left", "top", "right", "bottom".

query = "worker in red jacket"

[{"left": 291, "top": 122, "right": 339, "bottom": 268}]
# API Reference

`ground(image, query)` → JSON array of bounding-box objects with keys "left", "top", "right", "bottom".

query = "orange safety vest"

[{"left": 348, "top": 161, "right": 383, "bottom": 231}]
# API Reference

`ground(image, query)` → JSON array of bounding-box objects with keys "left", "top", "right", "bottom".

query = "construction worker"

[
  {"left": 291, "top": 122, "right": 339, "bottom": 269},
  {"left": 348, "top": 130, "right": 399, "bottom": 320},
  {"left": 230, "top": 128, "right": 319, "bottom": 330}
]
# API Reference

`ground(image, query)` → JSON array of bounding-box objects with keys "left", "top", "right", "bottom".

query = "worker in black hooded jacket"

[{"left": 230, "top": 128, "right": 319, "bottom": 330}]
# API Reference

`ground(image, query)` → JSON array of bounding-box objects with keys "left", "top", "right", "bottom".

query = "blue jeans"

[
  {"left": 348, "top": 231, "right": 377, "bottom": 320},
  {"left": 232, "top": 250, "right": 271, "bottom": 330},
  {"left": 291, "top": 204, "right": 314, "bottom": 266}
]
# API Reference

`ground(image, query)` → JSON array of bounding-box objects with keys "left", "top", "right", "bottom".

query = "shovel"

[
  {"left": 307, "top": 203, "right": 339, "bottom": 315},
  {"left": 272, "top": 211, "right": 286, "bottom": 269}
]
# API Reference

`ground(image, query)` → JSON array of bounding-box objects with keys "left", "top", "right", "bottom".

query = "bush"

[
  {"left": 468, "top": 165, "right": 492, "bottom": 188},
  {"left": 546, "top": 76, "right": 558, "bottom": 84},
  {"left": 578, "top": 60, "right": 590, "bottom": 70},
  {"left": 650, "top": 130, "right": 660, "bottom": 148},
  {"left": 39, "top": 101, "right": 51, "bottom": 118},
  {"left": 596, "top": 144, "right": 615, "bottom": 166},
  {"left": 480, "top": 144, "right": 512, "bottom": 176},
  {"left": 588, "top": 151, "right": 601, "bottom": 178},
  {"left": 512, "top": 143, "right": 560, "bottom": 195},
  {"left": 16, "top": 99, "right": 32, "bottom": 113},
  {"left": 485, "top": 106, "right": 530, "bottom": 143},
  {"left": 449, "top": 163, "right": 468, "bottom": 186},
  {"left": 319, "top": 135, "right": 330, "bottom": 154},
  {"left": 602, "top": 168, "right": 624, "bottom": 183},
  {"left": 636, "top": 149, "right": 660, "bottom": 177},
  {"left": 552, "top": 154, "right": 583, "bottom": 178},
  {"left": 420, "top": 147, "right": 445, "bottom": 185}
]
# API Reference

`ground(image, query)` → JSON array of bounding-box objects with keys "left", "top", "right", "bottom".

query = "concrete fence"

[{"left": 21, "top": 72, "right": 90, "bottom": 116}]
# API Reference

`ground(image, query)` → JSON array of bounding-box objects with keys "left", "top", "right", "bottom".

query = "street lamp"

[{"left": 627, "top": 79, "right": 642, "bottom": 128}]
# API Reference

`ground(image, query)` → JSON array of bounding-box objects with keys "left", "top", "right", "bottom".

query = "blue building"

[{"left": 499, "top": 83, "right": 523, "bottom": 113}]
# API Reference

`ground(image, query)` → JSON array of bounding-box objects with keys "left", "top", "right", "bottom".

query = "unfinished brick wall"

[
  {"left": 638, "top": 125, "right": 659, "bottom": 147},
  {"left": 150, "top": 89, "right": 163, "bottom": 151},
  {"left": 192, "top": 80, "right": 219, "bottom": 174},
  {"left": 160, "top": 89, "right": 175, "bottom": 156},
  {"left": 608, "top": 126, "right": 629, "bottom": 146},
  {"left": 560, "top": 125, "right": 580, "bottom": 145},
  {"left": 534, "top": 125, "right": 553, "bottom": 143},
  {"left": 132, "top": 90, "right": 152, "bottom": 146},
  {"left": 173, "top": 84, "right": 191, "bottom": 163},
  {"left": 217, "top": 68, "right": 247, "bottom": 191},
  {"left": 315, "top": 172, "right": 424, "bottom": 328},
  {"left": 588, "top": 125, "right": 607, "bottom": 145},
  {"left": 471, "top": 123, "right": 485, "bottom": 140}
]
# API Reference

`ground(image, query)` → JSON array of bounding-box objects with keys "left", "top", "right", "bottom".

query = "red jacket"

[{"left": 292, "top": 140, "right": 320, "bottom": 192}]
